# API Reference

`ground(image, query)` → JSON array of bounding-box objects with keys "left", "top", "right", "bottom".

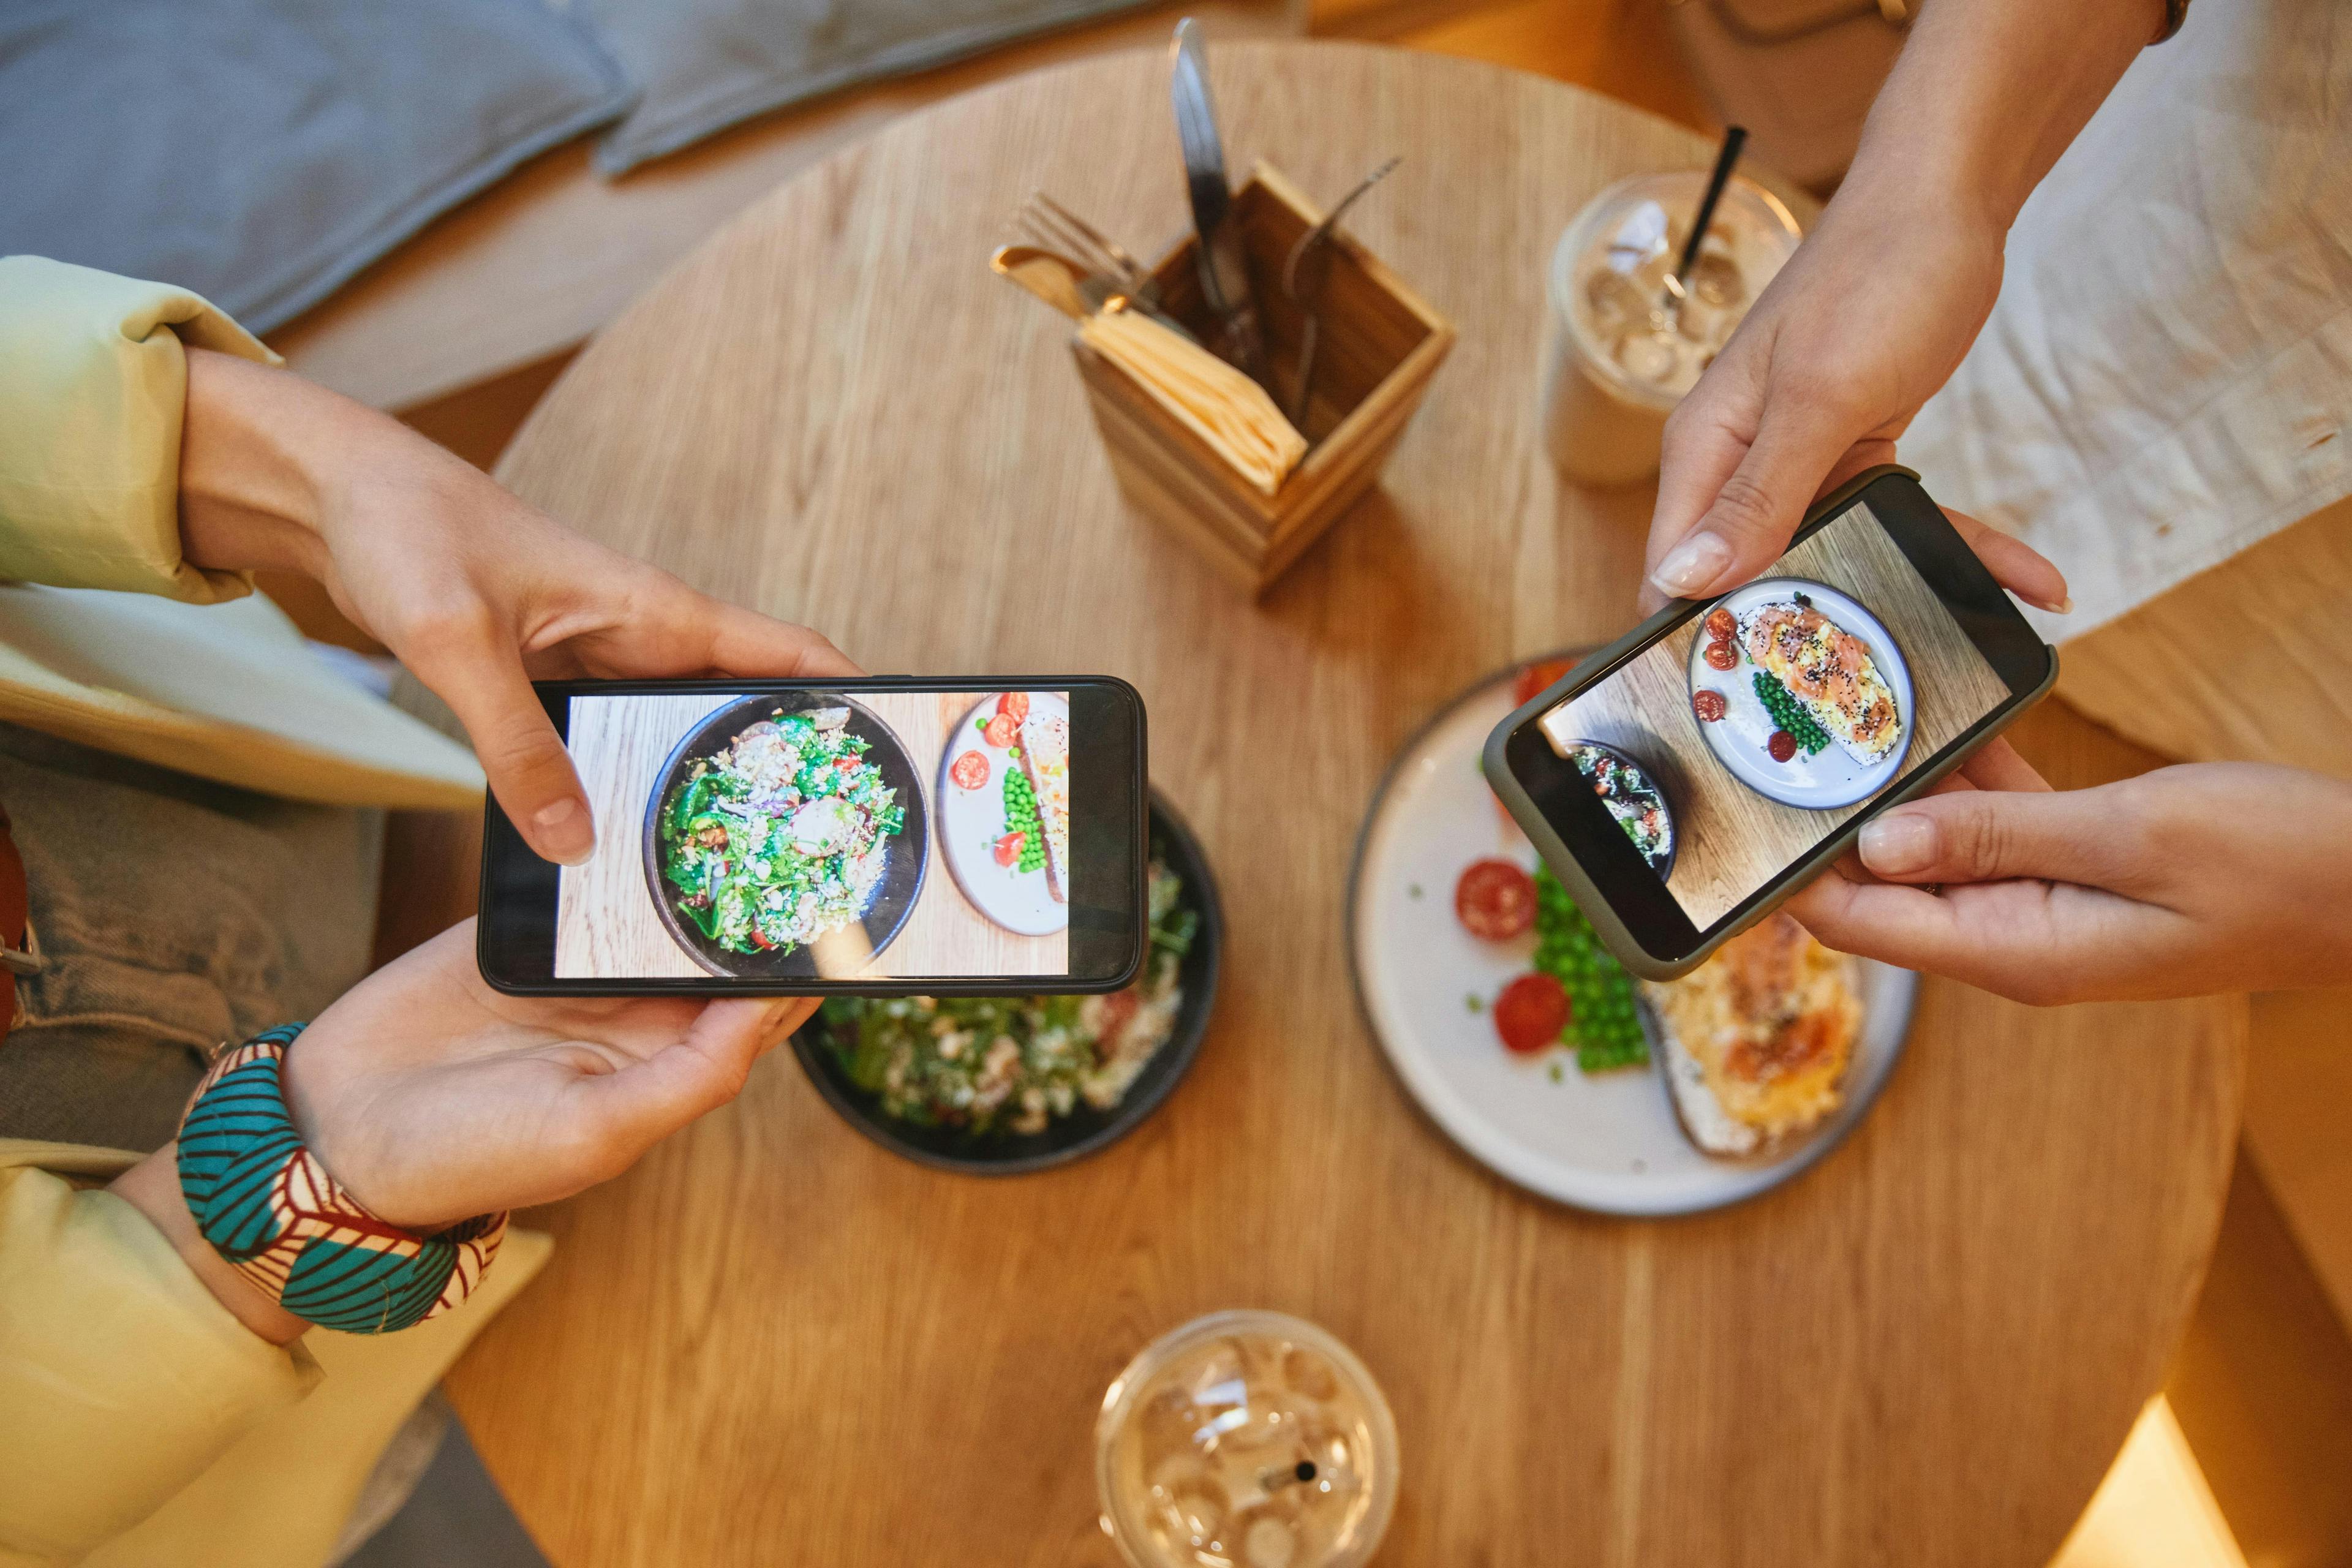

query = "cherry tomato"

[
  {"left": 1494, "top": 972, "right": 1570, "bottom": 1055},
  {"left": 748, "top": 929, "right": 774, "bottom": 950},
  {"left": 950, "top": 750, "right": 989, "bottom": 790},
  {"left": 1703, "top": 639, "right": 1740, "bottom": 672},
  {"left": 1768, "top": 729, "right": 1798, "bottom": 763},
  {"left": 1691, "top": 689, "right": 1728, "bottom": 723},
  {"left": 996, "top": 692, "right": 1030, "bottom": 723},
  {"left": 984, "top": 714, "right": 1018, "bottom": 748},
  {"left": 1513, "top": 660, "right": 1573, "bottom": 707},
  {"left": 1704, "top": 606, "right": 1736, "bottom": 643},
  {"left": 993, "top": 831, "right": 1027, "bottom": 867},
  {"left": 1454, "top": 858, "right": 1537, "bottom": 941}
]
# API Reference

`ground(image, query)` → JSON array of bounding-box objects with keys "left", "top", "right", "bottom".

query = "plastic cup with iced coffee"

[
  {"left": 1539, "top": 171, "right": 1803, "bottom": 487},
  {"left": 1096, "top": 1310, "right": 1398, "bottom": 1568}
]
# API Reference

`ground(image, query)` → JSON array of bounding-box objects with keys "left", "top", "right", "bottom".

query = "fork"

[{"left": 1018, "top": 192, "right": 1161, "bottom": 302}]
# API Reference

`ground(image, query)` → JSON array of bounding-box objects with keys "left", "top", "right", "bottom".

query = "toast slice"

[
  {"left": 1738, "top": 600, "right": 1902, "bottom": 764},
  {"left": 1643, "top": 915, "right": 1860, "bottom": 1157},
  {"left": 1019, "top": 710, "right": 1071, "bottom": 903}
]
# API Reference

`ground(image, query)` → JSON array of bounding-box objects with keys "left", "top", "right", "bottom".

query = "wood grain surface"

[
  {"left": 1547, "top": 500, "right": 2012, "bottom": 927},
  {"left": 453, "top": 42, "right": 2246, "bottom": 1568},
  {"left": 557, "top": 690, "right": 1066, "bottom": 979}
]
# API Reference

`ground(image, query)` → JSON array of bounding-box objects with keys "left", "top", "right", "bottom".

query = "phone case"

[
  {"left": 478, "top": 674, "right": 1150, "bottom": 997},
  {"left": 1480, "top": 465, "right": 2060, "bottom": 981}
]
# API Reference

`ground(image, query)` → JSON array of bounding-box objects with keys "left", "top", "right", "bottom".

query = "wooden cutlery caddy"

[{"left": 1073, "top": 163, "right": 1453, "bottom": 593}]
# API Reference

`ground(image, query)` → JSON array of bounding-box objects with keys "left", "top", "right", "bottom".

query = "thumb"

[
  {"left": 1648, "top": 392, "right": 1882, "bottom": 603},
  {"left": 1855, "top": 784, "right": 2143, "bottom": 891},
  {"left": 409, "top": 632, "right": 594, "bottom": 865}
]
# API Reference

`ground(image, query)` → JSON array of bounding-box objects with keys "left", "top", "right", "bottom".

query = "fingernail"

[
  {"left": 533, "top": 797, "right": 595, "bottom": 866},
  {"left": 2021, "top": 590, "right": 2073, "bottom": 614},
  {"left": 1649, "top": 533, "right": 1733, "bottom": 598},
  {"left": 1859, "top": 813, "right": 1936, "bottom": 875}
]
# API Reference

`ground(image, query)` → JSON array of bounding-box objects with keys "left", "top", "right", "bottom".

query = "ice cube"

[
  {"left": 1280, "top": 1347, "right": 1340, "bottom": 1401},
  {"left": 1688, "top": 249, "right": 1744, "bottom": 309},
  {"left": 1581, "top": 268, "right": 1651, "bottom": 341},
  {"left": 1613, "top": 329, "right": 1683, "bottom": 386},
  {"left": 1244, "top": 1516, "right": 1298, "bottom": 1568},
  {"left": 1138, "top": 1389, "right": 1204, "bottom": 1461},
  {"left": 1170, "top": 1485, "right": 1226, "bottom": 1546}
]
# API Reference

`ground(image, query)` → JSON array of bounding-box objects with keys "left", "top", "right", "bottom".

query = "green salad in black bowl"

[
  {"left": 790, "top": 794, "right": 1220, "bottom": 1173},
  {"left": 641, "top": 693, "right": 927, "bottom": 979}
]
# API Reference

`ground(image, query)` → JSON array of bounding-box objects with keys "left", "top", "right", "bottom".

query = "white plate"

[
  {"left": 1348, "top": 659, "right": 1917, "bottom": 1217},
  {"left": 936, "top": 692, "right": 1072, "bottom": 937},
  {"left": 1688, "top": 578, "right": 1915, "bottom": 810}
]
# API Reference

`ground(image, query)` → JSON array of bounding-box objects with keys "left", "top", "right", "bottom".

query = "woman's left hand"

[
  {"left": 176, "top": 349, "right": 859, "bottom": 866},
  {"left": 113, "top": 923, "right": 813, "bottom": 1342},
  {"left": 278, "top": 921, "right": 815, "bottom": 1232},
  {"left": 1787, "top": 747, "right": 2352, "bottom": 1003}
]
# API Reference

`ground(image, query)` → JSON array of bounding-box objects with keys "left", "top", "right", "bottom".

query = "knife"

[{"left": 1169, "top": 19, "right": 1269, "bottom": 386}]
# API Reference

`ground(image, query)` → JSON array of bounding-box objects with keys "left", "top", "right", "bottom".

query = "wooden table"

[{"left": 455, "top": 42, "right": 2247, "bottom": 1567}]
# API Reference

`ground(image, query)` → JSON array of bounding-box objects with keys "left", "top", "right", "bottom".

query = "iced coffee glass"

[
  {"left": 1096, "top": 1310, "right": 1399, "bottom": 1568},
  {"left": 1539, "top": 171, "right": 1803, "bottom": 486}
]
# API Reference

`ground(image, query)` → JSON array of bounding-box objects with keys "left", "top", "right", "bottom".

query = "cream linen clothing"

[
  {"left": 0, "top": 256, "right": 483, "bottom": 806},
  {"left": 0, "top": 258, "right": 535, "bottom": 1568},
  {"left": 1902, "top": 0, "right": 2352, "bottom": 644}
]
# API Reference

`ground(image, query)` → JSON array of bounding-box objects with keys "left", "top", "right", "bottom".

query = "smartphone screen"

[
  {"left": 478, "top": 677, "right": 1147, "bottom": 995},
  {"left": 1493, "top": 470, "right": 2054, "bottom": 974}
]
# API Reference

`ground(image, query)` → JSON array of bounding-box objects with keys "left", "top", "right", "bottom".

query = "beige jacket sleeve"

[
  {"left": 0, "top": 1161, "right": 318, "bottom": 1565},
  {"left": 0, "top": 255, "right": 279, "bottom": 605}
]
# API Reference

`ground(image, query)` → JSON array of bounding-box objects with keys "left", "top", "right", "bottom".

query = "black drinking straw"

[{"left": 1666, "top": 124, "right": 1748, "bottom": 311}]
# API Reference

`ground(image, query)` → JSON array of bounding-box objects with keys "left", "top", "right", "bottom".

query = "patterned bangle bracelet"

[{"left": 176, "top": 1025, "right": 506, "bottom": 1335}]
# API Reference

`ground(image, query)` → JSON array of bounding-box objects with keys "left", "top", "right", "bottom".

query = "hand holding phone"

[
  {"left": 1788, "top": 749, "right": 2352, "bottom": 1004},
  {"left": 480, "top": 678, "right": 1148, "bottom": 995},
  {"left": 1488, "top": 468, "right": 2059, "bottom": 978}
]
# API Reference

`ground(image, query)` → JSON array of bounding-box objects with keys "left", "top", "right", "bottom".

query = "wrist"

[
  {"left": 111, "top": 1147, "right": 307, "bottom": 1345},
  {"left": 177, "top": 349, "right": 346, "bottom": 581}
]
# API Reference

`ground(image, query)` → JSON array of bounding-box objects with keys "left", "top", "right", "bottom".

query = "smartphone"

[
  {"left": 1484, "top": 466, "right": 2058, "bottom": 980},
  {"left": 478, "top": 677, "right": 1148, "bottom": 995}
]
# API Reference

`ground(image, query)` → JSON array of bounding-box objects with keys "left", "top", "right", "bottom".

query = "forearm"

[
  {"left": 176, "top": 347, "right": 472, "bottom": 582},
  {"left": 1841, "top": 0, "right": 2163, "bottom": 234},
  {"left": 111, "top": 1145, "right": 306, "bottom": 1345}
]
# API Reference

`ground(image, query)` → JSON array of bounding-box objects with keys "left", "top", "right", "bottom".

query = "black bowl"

[
  {"left": 641, "top": 692, "right": 929, "bottom": 979},
  {"left": 1560, "top": 737, "right": 1679, "bottom": 881},
  {"left": 789, "top": 792, "right": 1221, "bottom": 1174}
]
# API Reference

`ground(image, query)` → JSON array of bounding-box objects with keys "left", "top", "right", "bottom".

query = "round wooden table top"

[{"left": 463, "top": 40, "right": 2246, "bottom": 1567}]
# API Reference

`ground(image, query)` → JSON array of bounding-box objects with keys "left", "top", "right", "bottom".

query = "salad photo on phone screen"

[{"left": 553, "top": 689, "right": 1076, "bottom": 980}]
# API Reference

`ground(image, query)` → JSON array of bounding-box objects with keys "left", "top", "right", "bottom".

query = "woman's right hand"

[
  {"left": 176, "top": 349, "right": 860, "bottom": 868},
  {"left": 1641, "top": 197, "right": 2067, "bottom": 612}
]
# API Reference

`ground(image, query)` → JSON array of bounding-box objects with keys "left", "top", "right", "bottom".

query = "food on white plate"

[
  {"left": 1643, "top": 913, "right": 1860, "bottom": 1157},
  {"left": 816, "top": 855, "right": 1198, "bottom": 1134},
  {"left": 1562, "top": 742, "right": 1673, "bottom": 873},
  {"left": 1738, "top": 597, "right": 1902, "bottom": 764},
  {"left": 1455, "top": 858, "right": 1536, "bottom": 941},
  {"left": 1019, "top": 706, "right": 1072, "bottom": 903},
  {"left": 1458, "top": 859, "right": 1646, "bottom": 1072}
]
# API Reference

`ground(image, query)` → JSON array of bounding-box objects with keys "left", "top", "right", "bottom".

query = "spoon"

[{"left": 1280, "top": 157, "right": 1401, "bottom": 430}]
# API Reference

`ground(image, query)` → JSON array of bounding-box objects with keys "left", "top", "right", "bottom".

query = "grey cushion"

[
  {"left": 583, "top": 0, "right": 1150, "bottom": 174},
  {"left": 0, "top": 0, "right": 633, "bottom": 334}
]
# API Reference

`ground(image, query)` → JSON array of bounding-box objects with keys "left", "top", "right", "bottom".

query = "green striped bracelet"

[{"left": 176, "top": 1024, "right": 505, "bottom": 1334}]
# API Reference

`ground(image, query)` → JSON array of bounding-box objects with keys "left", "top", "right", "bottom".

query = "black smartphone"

[
  {"left": 478, "top": 677, "right": 1148, "bottom": 995},
  {"left": 1484, "top": 466, "right": 2058, "bottom": 980}
]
